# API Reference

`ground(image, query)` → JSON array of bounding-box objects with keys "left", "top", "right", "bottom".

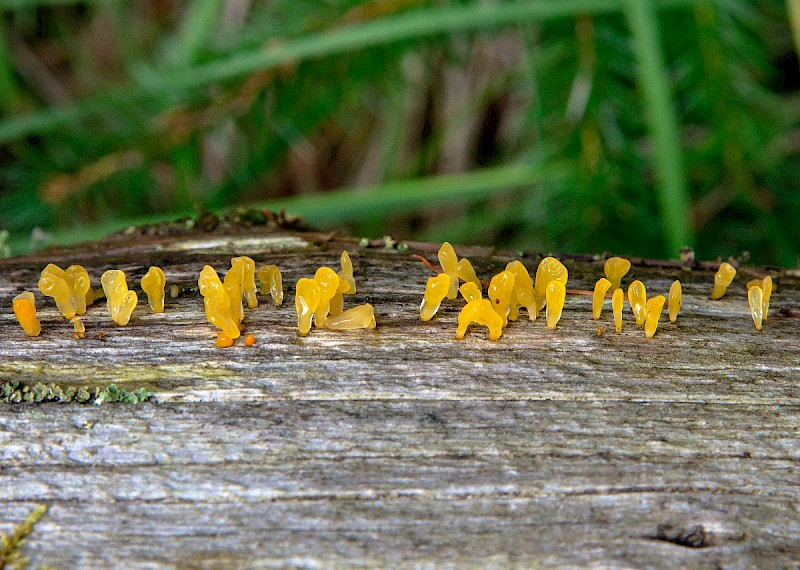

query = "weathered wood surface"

[{"left": 0, "top": 225, "right": 799, "bottom": 569}]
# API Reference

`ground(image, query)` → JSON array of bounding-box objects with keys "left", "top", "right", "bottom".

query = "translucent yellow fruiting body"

[
  {"left": 644, "top": 295, "right": 666, "bottom": 339},
  {"left": 545, "top": 281, "right": 566, "bottom": 330},
  {"left": 627, "top": 280, "right": 647, "bottom": 326},
  {"left": 604, "top": 257, "right": 631, "bottom": 292},
  {"left": 456, "top": 299, "right": 503, "bottom": 341},
  {"left": 748, "top": 285, "right": 764, "bottom": 331},
  {"left": 101, "top": 269, "right": 138, "bottom": 326},
  {"left": 459, "top": 282, "right": 482, "bottom": 303},
  {"left": 65, "top": 265, "right": 91, "bottom": 315},
  {"left": 761, "top": 276, "right": 772, "bottom": 322},
  {"left": 170, "top": 284, "right": 181, "bottom": 299},
  {"left": 141, "top": 266, "right": 166, "bottom": 313},
  {"left": 438, "top": 242, "right": 459, "bottom": 300},
  {"left": 420, "top": 273, "right": 450, "bottom": 321},
  {"left": 326, "top": 304, "right": 376, "bottom": 330},
  {"left": 457, "top": 258, "right": 481, "bottom": 291},
  {"left": 710, "top": 262, "right": 736, "bottom": 300},
  {"left": 668, "top": 280, "right": 681, "bottom": 323},
  {"left": 612, "top": 288, "right": 624, "bottom": 333},
  {"left": 223, "top": 258, "right": 245, "bottom": 324},
  {"left": 338, "top": 251, "right": 357, "bottom": 295},
  {"left": 592, "top": 278, "right": 612, "bottom": 320},
  {"left": 198, "top": 265, "right": 240, "bottom": 338},
  {"left": 257, "top": 265, "right": 283, "bottom": 306},
  {"left": 234, "top": 256, "right": 258, "bottom": 309},
  {"left": 38, "top": 264, "right": 76, "bottom": 319},
  {"left": 295, "top": 277, "right": 321, "bottom": 335},
  {"left": 12, "top": 292, "right": 40, "bottom": 337},
  {"left": 534, "top": 257, "right": 568, "bottom": 311},
  {"left": 313, "top": 267, "right": 341, "bottom": 328},
  {"left": 488, "top": 270, "right": 515, "bottom": 327},
  {"left": 506, "top": 261, "right": 536, "bottom": 321}
]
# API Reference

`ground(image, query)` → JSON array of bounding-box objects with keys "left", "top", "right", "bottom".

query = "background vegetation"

[{"left": 1, "top": 0, "right": 798, "bottom": 264}]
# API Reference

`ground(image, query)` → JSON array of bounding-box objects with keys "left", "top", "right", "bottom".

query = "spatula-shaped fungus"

[
  {"left": 604, "top": 257, "right": 631, "bottom": 292},
  {"left": 420, "top": 273, "right": 450, "bottom": 321},
  {"left": 65, "top": 265, "right": 91, "bottom": 315},
  {"left": 457, "top": 258, "right": 481, "bottom": 291},
  {"left": 199, "top": 265, "right": 240, "bottom": 338},
  {"left": 612, "top": 288, "right": 624, "bottom": 333},
  {"left": 438, "top": 242, "right": 460, "bottom": 300},
  {"left": 545, "top": 281, "right": 566, "bottom": 330},
  {"left": 747, "top": 285, "right": 764, "bottom": 331},
  {"left": 505, "top": 261, "right": 536, "bottom": 321},
  {"left": 295, "top": 277, "right": 321, "bottom": 335},
  {"left": 668, "top": 280, "right": 681, "bottom": 323},
  {"left": 257, "top": 265, "right": 283, "bottom": 306},
  {"left": 488, "top": 270, "right": 515, "bottom": 327},
  {"left": 534, "top": 257, "right": 568, "bottom": 311},
  {"left": 338, "top": 251, "right": 357, "bottom": 295},
  {"left": 710, "top": 262, "right": 736, "bottom": 300},
  {"left": 12, "top": 292, "right": 40, "bottom": 337},
  {"left": 326, "top": 304, "right": 376, "bottom": 330},
  {"left": 101, "top": 270, "right": 138, "bottom": 326},
  {"left": 234, "top": 256, "right": 258, "bottom": 309},
  {"left": 627, "top": 280, "right": 647, "bottom": 326},
  {"left": 313, "top": 267, "right": 340, "bottom": 328},
  {"left": 38, "top": 264, "right": 76, "bottom": 319},
  {"left": 141, "top": 266, "right": 166, "bottom": 313},
  {"left": 459, "top": 282, "right": 482, "bottom": 303},
  {"left": 592, "top": 278, "right": 612, "bottom": 320},
  {"left": 644, "top": 295, "right": 666, "bottom": 338}
]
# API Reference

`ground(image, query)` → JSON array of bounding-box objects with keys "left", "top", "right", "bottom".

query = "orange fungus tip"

[
  {"left": 216, "top": 332, "right": 235, "bottom": 348},
  {"left": 244, "top": 334, "right": 256, "bottom": 346}
]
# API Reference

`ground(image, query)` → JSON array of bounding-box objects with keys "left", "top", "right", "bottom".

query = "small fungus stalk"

[
  {"left": 488, "top": 270, "right": 515, "bottom": 327},
  {"left": 313, "top": 266, "right": 341, "bottom": 328},
  {"left": 748, "top": 285, "right": 764, "bottom": 331},
  {"left": 326, "top": 304, "right": 376, "bottom": 330},
  {"left": 257, "top": 265, "right": 283, "bottom": 306},
  {"left": 506, "top": 261, "right": 536, "bottom": 321},
  {"left": 710, "top": 262, "right": 736, "bottom": 300},
  {"left": 627, "top": 280, "right": 647, "bottom": 326},
  {"left": 612, "top": 288, "right": 624, "bottom": 333},
  {"left": 295, "top": 277, "right": 321, "bottom": 335},
  {"left": 141, "top": 266, "right": 166, "bottom": 313},
  {"left": 12, "top": 292, "right": 41, "bottom": 337},
  {"left": 761, "top": 276, "right": 772, "bottom": 322},
  {"left": 592, "top": 278, "right": 612, "bottom": 320},
  {"left": 438, "top": 242, "right": 460, "bottom": 300},
  {"left": 668, "top": 280, "right": 681, "bottom": 323},
  {"left": 534, "top": 257, "right": 568, "bottom": 311}
]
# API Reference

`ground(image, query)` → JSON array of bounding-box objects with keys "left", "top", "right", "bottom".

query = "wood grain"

[{"left": 1, "top": 226, "right": 798, "bottom": 569}]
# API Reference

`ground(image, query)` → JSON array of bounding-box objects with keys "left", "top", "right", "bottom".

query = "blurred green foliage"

[{"left": 0, "top": 0, "right": 798, "bottom": 264}]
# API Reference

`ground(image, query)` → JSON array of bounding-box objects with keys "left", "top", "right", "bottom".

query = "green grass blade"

[
  {"left": 0, "top": 0, "right": 702, "bottom": 144},
  {"left": 623, "top": 0, "right": 694, "bottom": 255}
]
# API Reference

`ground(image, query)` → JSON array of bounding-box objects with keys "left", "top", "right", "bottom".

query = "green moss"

[
  {"left": 0, "top": 504, "right": 48, "bottom": 570},
  {"left": 1, "top": 381, "right": 152, "bottom": 406}
]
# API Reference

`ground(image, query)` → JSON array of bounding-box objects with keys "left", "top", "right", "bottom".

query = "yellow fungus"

[
  {"left": 456, "top": 299, "right": 503, "bottom": 341},
  {"left": 326, "top": 304, "right": 376, "bottom": 330},
  {"left": 101, "top": 270, "right": 138, "bottom": 326},
  {"left": 12, "top": 292, "right": 40, "bottom": 337},
  {"left": 170, "top": 284, "right": 181, "bottom": 299},
  {"left": 459, "top": 282, "right": 482, "bottom": 303},
  {"left": 338, "top": 251, "right": 356, "bottom": 294},
  {"left": 38, "top": 264, "right": 76, "bottom": 319},
  {"left": 668, "top": 280, "right": 681, "bottom": 323},
  {"left": 457, "top": 258, "right": 481, "bottom": 291},
  {"left": 216, "top": 332, "right": 234, "bottom": 348},
  {"left": 644, "top": 295, "right": 666, "bottom": 338},
  {"left": 257, "top": 265, "right": 283, "bottom": 306},
  {"left": 198, "top": 265, "right": 240, "bottom": 338},
  {"left": 612, "top": 288, "right": 624, "bottom": 333},
  {"left": 710, "top": 262, "right": 736, "bottom": 300},
  {"left": 420, "top": 273, "right": 451, "bottom": 321},
  {"left": 545, "top": 281, "right": 566, "bottom": 330},
  {"left": 313, "top": 267, "right": 341, "bottom": 328},
  {"left": 295, "top": 277, "right": 321, "bottom": 335},
  {"left": 534, "top": 257, "right": 568, "bottom": 311},
  {"left": 437, "top": 242, "right": 459, "bottom": 300},
  {"left": 592, "top": 277, "right": 612, "bottom": 320},
  {"left": 234, "top": 256, "right": 258, "bottom": 309},
  {"left": 505, "top": 261, "right": 536, "bottom": 321},
  {"left": 65, "top": 265, "right": 91, "bottom": 316},
  {"left": 71, "top": 316, "right": 85, "bottom": 339},
  {"left": 604, "top": 257, "right": 631, "bottom": 292},
  {"left": 762, "top": 275, "right": 772, "bottom": 322},
  {"left": 748, "top": 285, "right": 763, "bottom": 331},
  {"left": 244, "top": 333, "right": 256, "bottom": 346},
  {"left": 627, "top": 280, "right": 647, "bottom": 326},
  {"left": 141, "top": 266, "right": 166, "bottom": 313},
  {"left": 223, "top": 258, "right": 245, "bottom": 324},
  {"left": 488, "top": 270, "right": 515, "bottom": 327}
]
